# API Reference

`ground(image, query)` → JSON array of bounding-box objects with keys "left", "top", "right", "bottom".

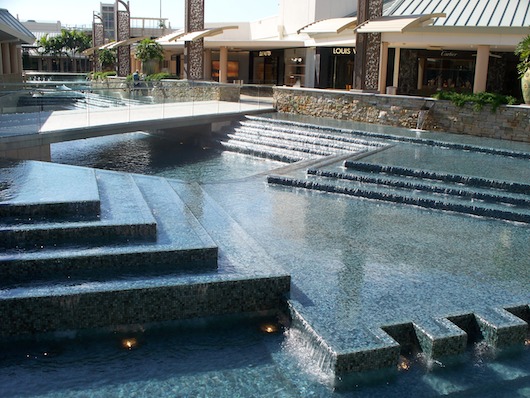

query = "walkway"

[{"left": 0, "top": 99, "right": 274, "bottom": 159}]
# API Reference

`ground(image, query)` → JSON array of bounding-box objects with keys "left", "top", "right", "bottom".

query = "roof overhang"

[
  {"left": 356, "top": 13, "right": 446, "bottom": 33},
  {"left": 170, "top": 26, "right": 239, "bottom": 42},
  {"left": 298, "top": 17, "right": 357, "bottom": 35},
  {"left": 107, "top": 36, "right": 149, "bottom": 49},
  {"left": 0, "top": 9, "right": 36, "bottom": 44}
]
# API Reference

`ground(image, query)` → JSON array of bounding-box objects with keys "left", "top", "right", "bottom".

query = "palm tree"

[
  {"left": 38, "top": 29, "right": 92, "bottom": 72},
  {"left": 38, "top": 34, "right": 64, "bottom": 71},
  {"left": 60, "top": 29, "right": 91, "bottom": 72}
]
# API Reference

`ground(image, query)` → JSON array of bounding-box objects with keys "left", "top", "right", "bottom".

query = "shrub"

[{"left": 432, "top": 91, "right": 517, "bottom": 112}]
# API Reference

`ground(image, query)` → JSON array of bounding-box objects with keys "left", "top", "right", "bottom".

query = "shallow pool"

[{"left": 36, "top": 117, "right": 530, "bottom": 396}]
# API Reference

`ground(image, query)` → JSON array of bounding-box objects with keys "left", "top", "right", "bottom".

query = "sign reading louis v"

[{"left": 333, "top": 48, "right": 353, "bottom": 55}]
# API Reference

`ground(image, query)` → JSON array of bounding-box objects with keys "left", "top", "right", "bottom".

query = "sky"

[{"left": 2, "top": 0, "right": 280, "bottom": 28}]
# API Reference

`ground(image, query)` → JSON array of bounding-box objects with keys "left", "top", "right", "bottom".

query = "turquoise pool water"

[{"left": 12, "top": 116, "right": 527, "bottom": 396}]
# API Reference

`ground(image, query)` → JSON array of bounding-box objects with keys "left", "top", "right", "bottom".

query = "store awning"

[
  {"left": 356, "top": 13, "right": 445, "bottom": 33},
  {"left": 298, "top": 17, "right": 357, "bottom": 35},
  {"left": 170, "top": 26, "right": 238, "bottom": 42}
]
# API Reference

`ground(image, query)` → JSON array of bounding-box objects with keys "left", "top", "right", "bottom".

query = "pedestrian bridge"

[{"left": 0, "top": 93, "right": 274, "bottom": 161}]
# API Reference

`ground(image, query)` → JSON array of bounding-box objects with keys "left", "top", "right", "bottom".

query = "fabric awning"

[
  {"left": 170, "top": 26, "right": 238, "bottom": 42},
  {"left": 298, "top": 17, "right": 357, "bottom": 35},
  {"left": 356, "top": 13, "right": 446, "bottom": 33}
]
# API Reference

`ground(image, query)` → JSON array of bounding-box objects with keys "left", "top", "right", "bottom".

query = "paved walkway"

[{"left": 0, "top": 99, "right": 274, "bottom": 150}]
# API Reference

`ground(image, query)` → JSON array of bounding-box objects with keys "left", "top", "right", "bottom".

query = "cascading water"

[{"left": 416, "top": 103, "right": 433, "bottom": 130}]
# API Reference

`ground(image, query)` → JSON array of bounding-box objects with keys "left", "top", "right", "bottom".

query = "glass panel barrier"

[{"left": 0, "top": 78, "right": 275, "bottom": 143}]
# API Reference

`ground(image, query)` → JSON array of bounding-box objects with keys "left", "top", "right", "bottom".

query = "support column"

[
  {"left": 203, "top": 49, "right": 212, "bottom": 80},
  {"left": 378, "top": 41, "right": 388, "bottom": 94},
  {"left": 474, "top": 45, "right": 489, "bottom": 93},
  {"left": 353, "top": 0, "right": 383, "bottom": 91},
  {"left": 10, "top": 45, "right": 20, "bottom": 74},
  {"left": 184, "top": 0, "right": 205, "bottom": 80},
  {"left": 0, "top": 45, "right": 3, "bottom": 75},
  {"left": 417, "top": 57, "right": 425, "bottom": 90},
  {"left": 219, "top": 46, "right": 228, "bottom": 83},
  {"left": 393, "top": 47, "right": 400, "bottom": 88},
  {"left": 115, "top": 1, "right": 131, "bottom": 77},
  {"left": 304, "top": 47, "right": 316, "bottom": 88},
  {"left": 2, "top": 43, "right": 12, "bottom": 75}
]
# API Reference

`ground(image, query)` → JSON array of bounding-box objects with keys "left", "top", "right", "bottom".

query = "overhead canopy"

[
  {"left": 298, "top": 17, "right": 357, "bottom": 35},
  {"left": 356, "top": 13, "right": 446, "bottom": 33},
  {"left": 170, "top": 26, "right": 238, "bottom": 42},
  {"left": 0, "top": 8, "right": 35, "bottom": 44},
  {"left": 106, "top": 36, "right": 149, "bottom": 49},
  {"left": 82, "top": 37, "right": 149, "bottom": 56}
]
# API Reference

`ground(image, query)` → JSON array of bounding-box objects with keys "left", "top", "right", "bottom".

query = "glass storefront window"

[{"left": 423, "top": 57, "right": 475, "bottom": 92}]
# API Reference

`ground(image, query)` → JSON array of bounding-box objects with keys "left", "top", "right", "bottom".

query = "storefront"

[
  {"left": 416, "top": 50, "right": 475, "bottom": 95},
  {"left": 395, "top": 48, "right": 521, "bottom": 99},
  {"left": 316, "top": 47, "right": 354, "bottom": 89},
  {"left": 249, "top": 50, "right": 284, "bottom": 85}
]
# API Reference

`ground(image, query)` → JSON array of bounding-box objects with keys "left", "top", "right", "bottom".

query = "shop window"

[{"left": 423, "top": 58, "right": 474, "bottom": 92}]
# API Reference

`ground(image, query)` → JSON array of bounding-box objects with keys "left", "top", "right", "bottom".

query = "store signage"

[
  {"left": 259, "top": 51, "right": 272, "bottom": 57},
  {"left": 441, "top": 51, "right": 458, "bottom": 57},
  {"left": 332, "top": 47, "right": 353, "bottom": 55}
]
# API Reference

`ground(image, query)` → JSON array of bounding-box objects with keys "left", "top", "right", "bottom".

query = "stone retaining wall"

[
  {"left": 273, "top": 87, "right": 530, "bottom": 143},
  {"left": 94, "top": 78, "right": 241, "bottom": 103}
]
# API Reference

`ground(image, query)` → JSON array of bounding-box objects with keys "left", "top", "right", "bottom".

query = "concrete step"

[
  {"left": 267, "top": 172, "right": 530, "bottom": 224},
  {"left": 220, "top": 140, "right": 310, "bottom": 163},
  {"left": 225, "top": 133, "right": 338, "bottom": 157},
  {"left": 245, "top": 115, "right": 530, "bottom": 160},
  {"left": 0, "top": 170, "right": 157, "bottom": 250},
  {"left": 344, "top": 161, "right": 530, "bottom": 195},
  {"left": 0, "top": 160, "right": 100, "bottom": 220},
  {"left": 0, "top": 176, "right": 290, "bottom": 338},
  {"left": 234, "top": 125, "right": 382, "bottom": 152},
  {"left": 308, "top": 168, "right": 530, "bottom": 208},
  {"left": 0, "top": 171, "right": 219, "bottom": 287}
]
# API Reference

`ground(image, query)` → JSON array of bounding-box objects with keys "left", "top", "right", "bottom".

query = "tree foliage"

[
  {"left": 38, "top": 29, "right": 91, "bottom": 71},
  {"left": 96, "top": 48, "right": 117, "bottom": 71},
  {"left": 134, "top": 39, "right": 164, "bottom": 63},
  {"left": 515, "top": 34, "right": 530, "bottom": 78}
]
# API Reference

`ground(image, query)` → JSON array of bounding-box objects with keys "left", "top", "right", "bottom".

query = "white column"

[
  {"left": 219, "top": 46, "right": 228, "bottom": 83},
  {"left": 304, "top": 47, "right": 316, "bottom": 88},
  {"left": 378, "top": 41, "right": 388, "bottom": 94},
  {"left": 2, "top": 43, "right": 11, "bottom": 75},
  {"left": 473, "top": 45, "right": 489, "bottom": 93},
  {"left": 393, "top": 47, "right": 400, "bottom": 87}
]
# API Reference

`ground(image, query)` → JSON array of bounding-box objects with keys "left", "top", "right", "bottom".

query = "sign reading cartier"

[{"left": 332, "top": 47, "right": 353, "bottom": 55}]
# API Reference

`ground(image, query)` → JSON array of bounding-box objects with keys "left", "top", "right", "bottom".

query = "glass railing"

[{"left": 0, "top": 77, "right": 275, "bottom": 137}]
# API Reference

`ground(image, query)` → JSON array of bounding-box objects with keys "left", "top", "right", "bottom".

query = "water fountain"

[{"left": 0, "top": 112, "right": 529, "bottom": 396}]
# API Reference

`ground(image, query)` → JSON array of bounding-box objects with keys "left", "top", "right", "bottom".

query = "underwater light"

[
  {"left": 397, "top": 355, "right": 411, "bottom": 371},
  {"left": 525, "top": 338, "right": 530, "bottom": 346},
  {"left": 122, "top": 338, "right": 138, "bottom": 350},
  {"left": 260, "top": 323, "right": 279, "bottom": 334}
]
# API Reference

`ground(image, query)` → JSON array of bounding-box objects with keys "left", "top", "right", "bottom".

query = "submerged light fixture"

[
  {"left": 260, "top": 323, "right": 279, "bottom": 334},
  {"left": 122, "top": 338, "right": 138, "bottom": 350},
  {"left": 397, "top": 355, "right": 411, "bottom": 371}
]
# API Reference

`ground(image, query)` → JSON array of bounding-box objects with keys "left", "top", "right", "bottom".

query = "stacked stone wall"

[{"left": 273, "top": 87, "right": 530, "bottom": 143}]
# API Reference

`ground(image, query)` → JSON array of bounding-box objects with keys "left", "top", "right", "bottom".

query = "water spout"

[{"left": 416, "top": 102, "right": 434, "bottom": 130}]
